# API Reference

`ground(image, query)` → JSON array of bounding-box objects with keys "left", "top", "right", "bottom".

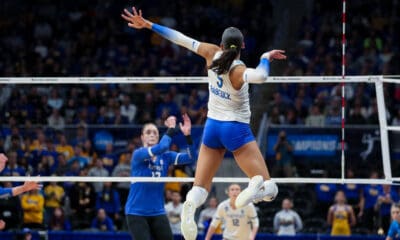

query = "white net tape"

[
  {"left": 2, "top": 75, "right": 399, "bottom": 185},
  {"left": 0, "top": 176, "right": 395, "bottom": 185},
  {"left": 0, "top": 75, "right": 398, "bottom": 84}
]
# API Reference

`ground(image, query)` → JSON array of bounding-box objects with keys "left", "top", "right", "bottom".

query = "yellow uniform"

[
  {"left": 331, "top": 204, "right": 351, "bottom": 235},
  {"left": 44, "top": 184, "right": 65, "bottom": 208},
  {"left": 21, "top": 193, "right": 45, "bottom": 225},
  {"left": 56, "top": 144, "right": 74, "bottom": 159}
]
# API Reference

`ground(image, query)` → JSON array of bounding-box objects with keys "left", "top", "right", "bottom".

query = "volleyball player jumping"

[{"left": 122, "top": 6, "right": 286, "bottom": 240}]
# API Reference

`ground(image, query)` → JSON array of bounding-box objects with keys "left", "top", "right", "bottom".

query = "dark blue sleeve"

[
  {"left": 0, "top": 187, "right": 13, "bottom": 198},
  {"left": 165, "top": 142, "right": 197, "bottom": 166},
  {"left": 132, "top": 135, "right": 172, "bottom": 163}
]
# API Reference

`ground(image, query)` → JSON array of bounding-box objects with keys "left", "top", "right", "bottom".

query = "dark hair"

[
  {"left": 209, "top": 48, "right": 239, "bottom": 75},
  {"left": 209, "top": 27, "right": 243, "bottom": 75}
]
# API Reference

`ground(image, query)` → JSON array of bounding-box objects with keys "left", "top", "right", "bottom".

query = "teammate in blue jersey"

[
  {"left": 0, "top": 153, "right": 41, "bottom": 230},
  {"left": 122, "top": 6, "right": 286, "bottom": 240},
  {"left": 125, "top": 114, "right": 197, "bottom": 240},
  {"left": 386, "top": 203, "right": 400, "bottom": 240}
]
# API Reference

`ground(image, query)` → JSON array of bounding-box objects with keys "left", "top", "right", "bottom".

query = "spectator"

[
  {"left": 315, "top": 179, "right": 337, "bottom": 219},
  {"left": 68, "top": 145, "right": 89, "bottom": 168},
  {"left": 1, "top": 151, "right": 26, "bottom": 186},
  {"left": 120, "top": 95, "right": 137, "bottom": 123},
  {"left": 48, "top": 207, "right": 71, "bottom": 231},
  {"left": 205, "top": 183, "right": 259, "bottom": 240},
  {"left": 88, "top": 158, "right": 109, "bottom": 193},
  {"left": 273, "top": 198, "right": 303, "bottom": 235},
  {"left": 47, "top": 89, "right": 63, "bottom": 110},
  {"left": 54, "top": 154, "right": 69, "bottom": 176},
  {"left": 197, "top": 196, "right": 218, "bottom": 234},
  {"left": 111, "top": 149, "right": 132, "bottom": 208},
  {"left": 47, "top": 108, "right": 65, "bottom": 131},
  {"left": 69, "top": 173, "right": 96, "bottom": 229},
  {"left": 95, "top": 182, "right": 121, "bottom": 229},
  {"left": 165, "top": 191, "right": 183, "bottom": 235},
  {"left": 272, "top": 131, "right": 294, "bottom": 177},
  {"left": 327, "top": 190, "right": 356, "bottom": 236},
  {"left": 305, "top": 104, "right": 325, "bottom": 126},
  {"left": 165, "top": 165, "right": 189, "bottom": 199},
  {"left": 91, "top": 208, "right": 114, "bottom": 232},
  {"left": 21, "top": 189, "right": 45, "bottom": 229},
  {"left": 348, "top": 101, "right": 367, "bottom": 124},
  {"left": 359, "top": 171, "right": 382, "bottom": 233},
  {"left": 71, "top": 125, "right": 87, "bottom": 147},
  {"left": 340, "top": 169, "right": 363, "bottom": 217},
  {"left": 109, "top": 106, "right": 129, "bottom": 125},
  {"left": 56, "top": 134, "right": 74, "bottom": 160},
  {"left": 99, "top": 143, "right": 118, "bottom": 174},
  {"left": 81, "top": 139, "right": 97, "bottom": 165},
  {"left": 44, "top": 182, "right": 65, "bottom": 227}
]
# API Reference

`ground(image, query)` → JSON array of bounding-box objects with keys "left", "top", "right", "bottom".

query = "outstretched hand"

[
  {"left": 23, "top": 180, "right": 42, "bottom": 192},
  {"left": 179, "top": 113, "right": 192, "bottom": 136},
  {"left": 262, "top": 50, "right": 287, "bottom": 62},
  {"left": 121, "top": 6, "right": 152, "bottom": 29}
]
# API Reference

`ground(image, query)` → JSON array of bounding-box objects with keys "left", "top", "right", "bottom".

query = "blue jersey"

[
  {"left": 125, "top": 134, "right": 196, "bottom": 216},
  {"left": 362, "top": 184, "right": 382, "bottom": 210},
  {"left": 0, "top": 187, "right": 12, "bottom": 198},
  {"left": 387, "top": 220, "right": 400, "bottom": 239},
  {"left": 340, "top": 184, "right": 361, "bottom": 202}
]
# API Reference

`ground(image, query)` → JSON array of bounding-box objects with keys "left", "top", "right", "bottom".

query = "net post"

[{"left": 375, "top": 76, "right": 392, "bottom": 180}]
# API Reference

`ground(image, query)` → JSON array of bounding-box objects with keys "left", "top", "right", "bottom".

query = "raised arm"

[
  {"left": 121, "top": 6, "right": 220, "bottom": 65},
  {"left": 133, "top": 116, "right": 177, "bottom": 162},
  {"left": 230, "top": 50, "right": 286, "bottom": 87},
  {"left": 165, "top": 114, "right": 198, "bottom": 165}
]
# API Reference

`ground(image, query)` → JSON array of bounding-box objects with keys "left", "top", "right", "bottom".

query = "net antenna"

[{"left": 341, "top": 0, "right": 346, "bottom": 184}]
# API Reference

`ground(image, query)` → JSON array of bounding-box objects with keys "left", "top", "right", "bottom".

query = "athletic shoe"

[
  {"left": 181, "top": 200, "right": 197, "bottom": 240},
  {"left": 252, "top": 179, "right": 278, "bottom": 203},
  {"left": 235, "top": 175, "right": 264, "bottom": 208}
]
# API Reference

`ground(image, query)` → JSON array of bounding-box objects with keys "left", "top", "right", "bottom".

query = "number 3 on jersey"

[{"left": 217, "top": 76, "right": 223, "bottom": 88}]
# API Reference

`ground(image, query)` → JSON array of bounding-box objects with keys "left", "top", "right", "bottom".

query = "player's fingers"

[
  {"left": 132, "top": 7, "right": 138, "bottom": 16},
  {"left": 124, "top": 9, "right": 134, "bottom": 18}
]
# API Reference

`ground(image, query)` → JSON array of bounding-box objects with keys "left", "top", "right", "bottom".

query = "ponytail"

[{"left": 208, "top": 47, "right": 239, "bottom": 75}]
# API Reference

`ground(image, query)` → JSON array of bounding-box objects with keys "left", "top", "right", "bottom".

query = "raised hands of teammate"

[
  {"left": 121, "top": 6, "right": 152, "bottom": 29},
  {"left": 164, "top": 116, "right": 177, "bottom": 129},
  {"left": 261, "top": 50, "right": 287, "bottom": 62},
  {"left": 179, "top": 113, "right": 192, "bottom": 136}
]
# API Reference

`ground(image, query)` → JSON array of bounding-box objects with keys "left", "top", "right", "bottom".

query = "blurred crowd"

[{"left": 267, "top": 0, "right": 400, "bottom": 126}]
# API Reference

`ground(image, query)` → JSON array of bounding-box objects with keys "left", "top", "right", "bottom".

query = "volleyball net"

[{"left": 1, "top": 75, "right": 400, "bottom": 186}]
